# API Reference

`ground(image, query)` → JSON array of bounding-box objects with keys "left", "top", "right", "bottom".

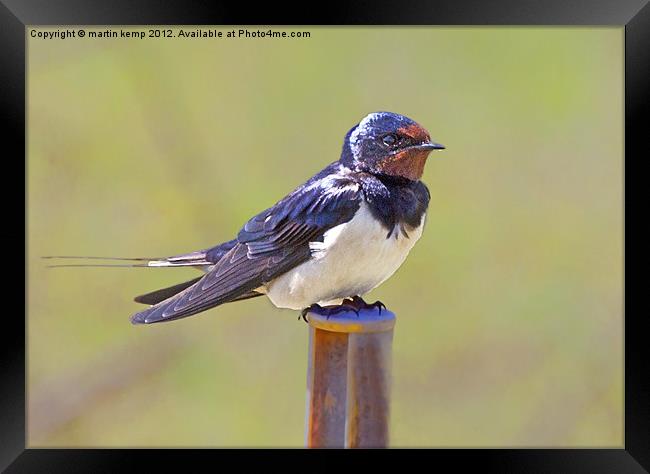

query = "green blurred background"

[{"left": 27, "top": 27, "right": 623, "bottom": 447}]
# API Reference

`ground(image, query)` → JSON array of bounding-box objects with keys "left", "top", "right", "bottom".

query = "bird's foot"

[
  {"left": 350, "top": 295, "right": 386, "bottom": 314},
  {"left": 300, "top": 297, "right": 386, "bottom": 322},
  {"left": 300, "top": 299, "right": 362, "bottom": 321}
]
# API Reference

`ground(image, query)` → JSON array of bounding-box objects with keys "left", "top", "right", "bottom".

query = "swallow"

[{"left": 46, "top": 112, "right": 444, "bottom": 324}]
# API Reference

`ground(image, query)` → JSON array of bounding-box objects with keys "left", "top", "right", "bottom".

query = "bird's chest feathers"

[
  {"left": 305, "top": 202, "right": 424, "bottom": 297},
  {"left": 311, "top": 203, "right": 422, "bottom": 260}
]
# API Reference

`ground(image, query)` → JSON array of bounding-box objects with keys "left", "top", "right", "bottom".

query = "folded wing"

[{"left": 130, "top": 175, "right": 361, "bottom": 324}]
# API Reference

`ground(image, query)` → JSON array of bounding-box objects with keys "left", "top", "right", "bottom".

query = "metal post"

[
  {"left": 305, "top": 325, "right": 349, "bottom": 447},
  {"left": 305, "top": 307, "right": 396, "bottom": 448}
]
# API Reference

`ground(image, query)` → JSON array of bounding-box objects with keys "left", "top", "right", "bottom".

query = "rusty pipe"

[{"left": 305, "top": 307, "right": 396, "bottom": 448}]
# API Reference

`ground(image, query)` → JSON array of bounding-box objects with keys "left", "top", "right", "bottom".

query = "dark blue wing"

[{"left": 130, "top": 173, "right": 362, "bottom": 324}]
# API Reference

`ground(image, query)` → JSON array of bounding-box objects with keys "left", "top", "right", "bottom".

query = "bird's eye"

[{"left": 382, "top": 134, "right": 398, "bottom": 146}]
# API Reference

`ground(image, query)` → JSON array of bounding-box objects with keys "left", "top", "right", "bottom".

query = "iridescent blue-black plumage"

[{"left": 355, "top": 173, "right": 431, "bottom": 237}]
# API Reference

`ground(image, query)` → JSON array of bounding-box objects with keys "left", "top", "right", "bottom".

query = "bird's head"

[{"left": 340, "top": 112, "right": 444, "bottom": 181}]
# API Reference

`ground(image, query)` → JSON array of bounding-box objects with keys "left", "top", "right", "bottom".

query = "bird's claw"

[
  {"left": 300, "top": 296, "right": 386, "bottom": 322},
  {"left": 351, "top": 296, "right": 385, "bottom": 314},
  {"left": 370, "top": 300, "right": 386, "bottom": 314},
  {"left": 299, "top": 307, "right": 312, "bottom": 323},
  {"left": 301, "top": 301, "right": 359, "bottom": 320}
]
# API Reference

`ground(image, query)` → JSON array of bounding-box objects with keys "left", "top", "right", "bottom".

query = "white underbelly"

[{"left": 264, "top": 202, "right": 425, "bottom": 310}]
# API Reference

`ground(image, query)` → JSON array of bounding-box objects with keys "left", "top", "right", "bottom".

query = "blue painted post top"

[{"left": 307, "top": 307, "right": 396, "bottom": 334}]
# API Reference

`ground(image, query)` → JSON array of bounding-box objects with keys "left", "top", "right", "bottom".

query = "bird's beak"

[{"left": 414, "top": 141, "right": 445, "bottom": 151}]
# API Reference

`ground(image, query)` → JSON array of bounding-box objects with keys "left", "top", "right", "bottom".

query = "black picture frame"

[{"left": 6, "top": 0, "right": 646, "bottom": 471}]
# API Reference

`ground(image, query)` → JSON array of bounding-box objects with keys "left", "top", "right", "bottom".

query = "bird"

[{"left": 46, "top": 112, "right": 444, "bottom": 324}]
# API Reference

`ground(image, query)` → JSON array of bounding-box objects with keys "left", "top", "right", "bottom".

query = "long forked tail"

[
  {"left": 42, "top": 255, "right": 160, "bottom": 268},
  {"left": 42, "top": 252, "right": 211, "bottom": 268},
  {"left": 43, "top": 240, "right": 238, "bottom": 269}
]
